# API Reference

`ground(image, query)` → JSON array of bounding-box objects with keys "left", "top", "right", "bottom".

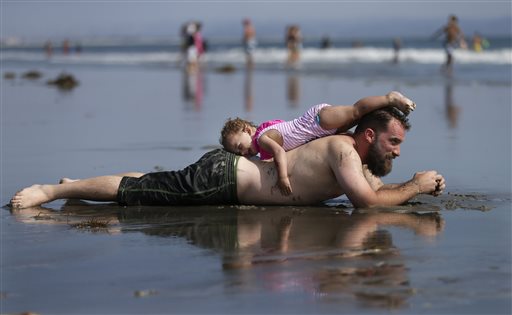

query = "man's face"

[{"left": 366, "top": 119, "right": 406, "bottom": 177}]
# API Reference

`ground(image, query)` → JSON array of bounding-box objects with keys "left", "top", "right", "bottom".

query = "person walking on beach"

[
  {"left": 10, "top": 107, "right": 445, "bottom": 210},
  {"left": 432, "top": 15, "right": 467, "bottom": 71},
  {"left": 194, "top": 22, "right": 205, "bottom": 63},
  {"left": 286, "top": 25, "right": 302, "bottom": 67},
  {"left": 182, "top": 21, "right": 201, "bottom": 73},
  {"left": 392, "top": 37, "right": 401, "bottom": 64},
  {"left": 242, "top": 18, "right": 257, "bottom": 67},
  {"left": 43, "top": 40, "right": 53, "bottom": 58},
  {"left": 220, "top": 91, "right": 416, "bottom": 195}
]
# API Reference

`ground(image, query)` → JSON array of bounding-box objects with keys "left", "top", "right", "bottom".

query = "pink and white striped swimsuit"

[{"left": 253, "top": 103, "right": 337, "bottom": 160}]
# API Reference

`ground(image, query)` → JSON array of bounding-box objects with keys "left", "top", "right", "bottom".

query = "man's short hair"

[{"left": 354, "top": 107, "right": 411, "bottom": 134}]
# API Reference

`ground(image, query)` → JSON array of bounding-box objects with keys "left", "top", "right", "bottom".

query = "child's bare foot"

[
  {"left": 59, "top": 178, "right": 79, "bottom": 184},
  {"left": 10, "top": 185, "right": 54, "bottom": 209},
  {"left": 387, "top": 91, "right": 416, "bottom": 115}
]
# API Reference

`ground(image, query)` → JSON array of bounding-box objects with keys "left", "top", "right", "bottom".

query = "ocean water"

[{"left": 2, "top": 36, "right": 511, "bottom": 84}]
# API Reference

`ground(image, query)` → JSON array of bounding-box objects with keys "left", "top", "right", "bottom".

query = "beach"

[{"left": 1, "top": 43, "right": 511, "bottom": 314}]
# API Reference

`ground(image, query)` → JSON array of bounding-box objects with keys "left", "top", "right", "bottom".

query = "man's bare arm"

[{"left": 332, "top": 144, "right": 445, "bottom": 208}]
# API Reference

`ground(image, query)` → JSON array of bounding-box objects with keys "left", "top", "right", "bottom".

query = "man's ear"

[{"left": 364, "top": 128, "right": 376, "bottom": 143}]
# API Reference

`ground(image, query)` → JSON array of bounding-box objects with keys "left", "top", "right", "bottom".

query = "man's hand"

[{"left": 413, "top": 171, "right": 446, "bottom": 196}]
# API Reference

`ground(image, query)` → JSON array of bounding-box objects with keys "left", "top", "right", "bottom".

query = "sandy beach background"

[{"left": 1, "top": 37, "right": 511, "bottom": 314}]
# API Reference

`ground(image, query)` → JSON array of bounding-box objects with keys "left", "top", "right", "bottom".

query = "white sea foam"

[{"left": 2, "top": 47, "right": 511, "bottom": 66}]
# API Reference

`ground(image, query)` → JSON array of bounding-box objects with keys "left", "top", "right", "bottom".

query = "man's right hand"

[{"left": 413, "top": 171, "right": 446, "bottom": 196}]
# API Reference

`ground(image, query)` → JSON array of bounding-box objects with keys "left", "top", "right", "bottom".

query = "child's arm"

[
  {"left": 258, "top": 132, "right": 293, "bottom": 196},
  {"left": 319, "top": 91, "right": 416, "bottom": 130},
  {"left": 354, "top": 91, "right": 416, "bottom": 117}
]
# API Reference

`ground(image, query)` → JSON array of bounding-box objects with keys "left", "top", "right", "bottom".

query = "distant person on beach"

[
  {"left": 432, "top": 15, "right": 467, "bottom": 70},
  {"left": 75, "top": 42, "right": 82, "bottom": 54},
  {"left": 242, "top": 18, "right": 257, "bottom": 67},
  {"left": 43, "top": 40, "right": 53, "bottom": 57},
  {"left": 220, "top": 91, "right": 416, "bottom": 195},
  {"left": 194, "top": 22, "right": 205, "bottom": 62},
  {"left": 472, "top": 32, "right": 489, "bottom": 52},
  {"left": 285, "top": 25, "right": 302, "bottom": 67},
  {"left": 392, "top": 37, "right": 401, "bottom": 64},
  {"left": 186, "top": 22, "right": 197, "bottom": 69},
  {"left": 62, "top": 39, "right": 70, "bottom": 55},
  {"left": 180, "top": 22, "right": 189, "bottom": 61},
  {"left": 320, "top": 36, "right": 332, "bottom": 49},
  {"left": 184, "top": 22, "right": 199, "bottom": 72}
]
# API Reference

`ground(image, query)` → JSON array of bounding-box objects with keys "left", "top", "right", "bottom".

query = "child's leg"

[
  {"left": 10, "top": 175, "right": 126, "bottom": 209},
  {"left": 318, "top": 91, "right": 415, "bottom": 130}
]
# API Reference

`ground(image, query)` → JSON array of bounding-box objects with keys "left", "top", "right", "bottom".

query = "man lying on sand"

[{"left": 10, "top": 108, "right": 445, "bottom": 209}]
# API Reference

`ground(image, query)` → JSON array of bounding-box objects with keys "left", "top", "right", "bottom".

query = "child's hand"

[
  {"left": 278, "top": 177, "right": 293, "bottom": 196},
  {"left": 387, "top": 91, "right": 416, "bottom": 115}
]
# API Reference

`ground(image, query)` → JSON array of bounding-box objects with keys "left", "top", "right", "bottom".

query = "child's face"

[{"left": 225, "top": 130, "right": 257, "bottom": 157}]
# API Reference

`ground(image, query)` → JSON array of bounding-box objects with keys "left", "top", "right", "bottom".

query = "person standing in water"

[
  {"left": 242, "top": 18, "right": 257, "bottom": 67},
  {"left": 432, "top": 15, "right": 467, "bottom": 71}
]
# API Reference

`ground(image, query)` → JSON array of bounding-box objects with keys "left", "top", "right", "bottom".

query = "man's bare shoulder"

[
  {"left": 291, "top": 134, "right": 356, "bottom": 157},
  {"left": 325, "top": 134, "right": 357, "bottom": 150},
  {"left": 316, "top": 134, "right": 360, "bottom": 165}
]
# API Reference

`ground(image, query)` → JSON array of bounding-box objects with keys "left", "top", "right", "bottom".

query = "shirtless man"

[
  {"left": 10, "top": 108, "right": 445, "bottom": 209},
  {"left": 433, "top": 15, "right": 467, "bottom": 70}
]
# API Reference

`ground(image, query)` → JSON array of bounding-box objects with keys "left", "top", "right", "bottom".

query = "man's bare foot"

[
  {"left": 387, "top": 91, "right": 416, "bottom": 115},
  {"left": 59, "top": 178, "right": 79, "bottom": 184},
  {"left": 10, "top": 185, "right": 54, "bottom": 209}
]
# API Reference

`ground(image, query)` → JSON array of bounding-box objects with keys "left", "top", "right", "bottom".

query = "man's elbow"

[{"left": 351, "top": 198, "right": 378, "bottom": 209}]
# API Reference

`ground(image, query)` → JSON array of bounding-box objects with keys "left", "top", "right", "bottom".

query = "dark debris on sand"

[
  {"left": 214, "top": 64, "right": 237, "bottom": 73},
  {"left": 47, "top": 73, "right": 79, "bottom": 90},
  {"left": 70, "top": 218, "right": 111, "bottom": 231},
  {"left": 4, "top": 72, "right": 16, "bottom": 79},
  {"left": 442, "top": 192, "right": 493, "bottom": 211},
  {"left": 22, "top": 70, "right": 43, "bottom": 80}
]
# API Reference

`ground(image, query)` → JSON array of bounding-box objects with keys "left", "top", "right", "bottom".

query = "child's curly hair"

[{"left": 220, "top": 117, "right": 257, "bottom": 147}]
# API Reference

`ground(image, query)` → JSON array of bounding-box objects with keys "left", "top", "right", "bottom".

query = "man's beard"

[{"left": 366, "top": 141, "right": 393, "bottom": 177}]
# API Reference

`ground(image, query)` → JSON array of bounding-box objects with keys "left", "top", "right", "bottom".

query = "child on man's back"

[{"left": 220, "top": 91, "right": 416, "bottom": 196}]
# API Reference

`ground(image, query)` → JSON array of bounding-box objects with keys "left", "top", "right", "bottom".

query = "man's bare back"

[{"left": 236, "top": 134, "right": 354, "bottom": 205}]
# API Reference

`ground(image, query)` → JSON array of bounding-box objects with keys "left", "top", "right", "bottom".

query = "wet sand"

[{"left": 1, "top": 64, "right": 511, "bottom": 314}]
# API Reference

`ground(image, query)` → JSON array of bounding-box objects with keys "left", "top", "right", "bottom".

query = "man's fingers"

[{"left": 433, "top": 175, "right": 446, "bottom": 196}]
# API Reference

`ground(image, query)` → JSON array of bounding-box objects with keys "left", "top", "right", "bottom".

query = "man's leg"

[
  {"left": 10, "top": 175, "right": 125, "bottom": 209},
  {"left": 59, "top": 172, "right": 144, "bottom": 184}
]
